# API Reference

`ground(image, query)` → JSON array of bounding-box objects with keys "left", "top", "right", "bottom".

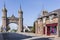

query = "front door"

[{"left": 47, "top": 27, "right": 50, "bottom": 35}]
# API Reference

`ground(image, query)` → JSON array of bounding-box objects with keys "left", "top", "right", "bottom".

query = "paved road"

[
  {"left": 0, "top": 32, "right": 60, "bottom": 40},
  {"left": 1, "top": 32, "right": 34, "bottom": 40},
  {"left": 0, "top": 33, "right": 4, "bottom": 40}
]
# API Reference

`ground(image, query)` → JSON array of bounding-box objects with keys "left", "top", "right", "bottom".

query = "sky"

[{"left": 0, "top": 0, "right": 60, "bottom": 29}]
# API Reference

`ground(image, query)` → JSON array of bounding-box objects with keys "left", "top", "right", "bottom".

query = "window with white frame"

[
  {"left": 49, "top": 15, "right": 54, "bottom": 22},
  {"left": 43, "top": 17, "right": 46, "bottom": 23}
]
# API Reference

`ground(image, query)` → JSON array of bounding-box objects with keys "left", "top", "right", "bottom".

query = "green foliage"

[
  {"left": 11, "top": 29, "right": 17, "bottom": 32},
  {"left": 25, "top": 29, "right": 29, "bottom": 32},
  {"left": 1, "top": 27, "right": 3, "bottom": 32},
  {"left": 6, "top": 26, "right": 10, "bottom": 31},
  {"left": 31, "top": 26, "right": 35, "bottom": 33}
]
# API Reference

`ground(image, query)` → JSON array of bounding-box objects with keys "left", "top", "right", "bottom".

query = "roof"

[
  {"left": 50, "top": 9, "right": 60, "bottom": 13},
  {"left": 37, "top": 9, "right": 60, "bottom": 19}
]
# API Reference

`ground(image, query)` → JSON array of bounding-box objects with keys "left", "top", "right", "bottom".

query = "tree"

[
  {"left": 31, "top": 26, "right": 35, "bottom": 33},
  {"left": 0, "top": 25, "right": 10, "bottom": 32},
  {"left": 1, "top": 25, "right": 3, "bottom": 32},
  {"left": 11, "top": 29, "right": 17, "bottom": 32},
  {"left": 31, "top": 23, "right": 35, "bottom": 33},
  {"left": 6, "top": 26, "right": 10, "bottom": 31}
]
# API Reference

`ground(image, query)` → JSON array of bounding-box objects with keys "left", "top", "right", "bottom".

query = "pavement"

[{"left": 0, "top": 32, "right": 60, "bottom": 40}]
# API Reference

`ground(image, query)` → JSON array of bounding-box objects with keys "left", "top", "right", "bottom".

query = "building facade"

[{"left": 34, "top": 9, "right": 60, "bottom": 37}]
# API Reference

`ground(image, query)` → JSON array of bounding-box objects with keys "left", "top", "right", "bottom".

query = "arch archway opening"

[{"left": 8, "top": 23, "right": 18, "bottom": 32}]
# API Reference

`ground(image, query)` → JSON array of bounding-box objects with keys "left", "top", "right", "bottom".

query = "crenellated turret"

[
  {"left": 2, "top": 3, "right": 7, "bottom": 18},
  {"left": 18, "top": 4, "right": 23, "bottom": 32},
  {"left": 18, "top": 4, "right": 23, "bottom": 19},
  {"left": 2, "top": 3, "right": 7, "bottom": 32}
]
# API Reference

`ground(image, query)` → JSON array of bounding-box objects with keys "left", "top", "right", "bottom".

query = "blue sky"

[{"left": 0, "top": 0, "right": 60, "bottom": 29}]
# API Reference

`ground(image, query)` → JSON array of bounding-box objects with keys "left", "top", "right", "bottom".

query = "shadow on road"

[
  {"left": 2, "top": 32, "right": 33, "bottom": 40},
  {"left": 32, "top": 38, "right": 53, "bottom": 40}
]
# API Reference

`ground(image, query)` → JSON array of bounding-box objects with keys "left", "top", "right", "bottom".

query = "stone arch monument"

[{"left": 2, "top": 4, "right": 23, "bottom": 33}]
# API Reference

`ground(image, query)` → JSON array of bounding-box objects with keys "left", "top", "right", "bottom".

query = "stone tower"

[
  {"left": 2, "top": 3, "right": 7, "bottom": 32},
  {"left": 18, "top": 5, "right": 23, "bottom": 32}
]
